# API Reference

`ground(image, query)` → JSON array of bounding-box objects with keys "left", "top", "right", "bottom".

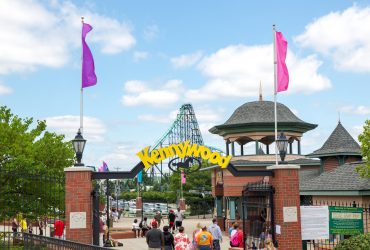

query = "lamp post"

[
  {"left": 276, "top": 131, "right": 288, "bottom": 164},
  {"left": 72, "top": 129, "right": 86, "bottom": 166}
]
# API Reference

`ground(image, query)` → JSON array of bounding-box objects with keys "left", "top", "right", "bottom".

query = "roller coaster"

[{"left": 147, "top": 103, "right": 223, "bottom": 180}]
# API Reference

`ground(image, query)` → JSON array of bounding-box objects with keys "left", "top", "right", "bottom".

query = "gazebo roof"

[
  {"left": 307, "top": 122, "right": 361, "bottom": 158},
  {"left": 209, "top": 101, "right": 317, "bottom": 136}
]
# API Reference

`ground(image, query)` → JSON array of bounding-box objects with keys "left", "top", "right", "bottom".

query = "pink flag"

[
  {"left": 181, "top": 171, "right": 186, "bottom": 184},
  {"left": 82, "top": 23, "right": 97, "bottom": 88},
  {"left": 275, "top": 31, "right": 289, "bottom": 92},
  {"left": 98, "top": 161, "right": 109, "bottom": 172}
]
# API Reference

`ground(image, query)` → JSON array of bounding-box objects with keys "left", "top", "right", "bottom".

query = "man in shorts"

[{"left": 174, "top": 207, "right": 184, "bottom": 232}]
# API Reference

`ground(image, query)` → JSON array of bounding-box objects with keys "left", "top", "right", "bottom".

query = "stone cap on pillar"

[
  {"left": 64, "top": 167, "right": 94, "bottom": 172},
  {"left": 266, "top": 164, "right": 300, "bottom": 170}
]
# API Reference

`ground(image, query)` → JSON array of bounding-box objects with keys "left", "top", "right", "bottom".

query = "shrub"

[{"left": 335, "top": 233, "right": 370, "bottom": 250}]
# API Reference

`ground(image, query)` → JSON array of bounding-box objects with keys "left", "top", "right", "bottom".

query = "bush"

[{"left": 335, "top": 233, "right": 370, "bottom": 250}]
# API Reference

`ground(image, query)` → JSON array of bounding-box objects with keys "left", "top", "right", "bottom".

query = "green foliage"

[
  {"left": 169, "top": 169, "right": 212, "bottom": 192},
  {"left": 0, "top": 106, "right": 75, "bottom": 220},
  {"left": 334, "top": 233, "right": 370, "bottom": 250},
  {"left": 357, "top": 120, "right": 370, "bottom": 178}
]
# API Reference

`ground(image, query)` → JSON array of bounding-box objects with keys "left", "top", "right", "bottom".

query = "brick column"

[
  {"left": 179, "top": 199, "right": 186, "bottom": 210},
  {"left": 65, "top": 167, "right": 93, "bottom": 244},
  {"left": 267, "top": 164, "right": 302, "bottom": 250}
]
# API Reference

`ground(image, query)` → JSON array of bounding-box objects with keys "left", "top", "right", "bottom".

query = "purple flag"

[
  {"left": 98, "top": 161, "right": 109, "bottom": 172},
  {"left": 82, "top": 23, "right": 97, "bottom": 88}
]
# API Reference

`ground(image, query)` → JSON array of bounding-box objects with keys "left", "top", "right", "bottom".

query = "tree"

[
  {"left": 357, "top": 119, "right": 370, "bottom": 178},
  {"left": 0, "top": 106, "right": 75, "bottom": 220}
]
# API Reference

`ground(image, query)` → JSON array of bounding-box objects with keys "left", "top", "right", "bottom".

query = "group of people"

[
  {"left": 143, "top": 217, "right": 223, "bottom": 250},
  {"left": 11, "top": 215, "right": 64, "bottom": 239}
]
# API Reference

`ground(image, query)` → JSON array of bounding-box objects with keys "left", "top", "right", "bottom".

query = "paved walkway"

[{"left": 111, "top": 216, "right": 231, "bottom": 250}]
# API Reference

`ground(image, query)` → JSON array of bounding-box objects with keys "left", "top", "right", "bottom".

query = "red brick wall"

[
  {"left": 65, "top": 169, "right": 93, "bottom": 244},
  {"left": 270, "top": 167, "right": 302, "bottom": 250},
  {"left": 323, "top": 157, "right": 339, "bottom": 172},
  {"left": 222, "top": 170, "right": 263, "bottom": 196}
]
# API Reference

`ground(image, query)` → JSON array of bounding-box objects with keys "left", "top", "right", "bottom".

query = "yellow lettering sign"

[{"left": 136, "top": 141, "right": 231, "bottom": 170}]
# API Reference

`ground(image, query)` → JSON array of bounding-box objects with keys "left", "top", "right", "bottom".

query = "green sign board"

[{"left": 329, "top": 206, "right": 364, "bottom": 235}]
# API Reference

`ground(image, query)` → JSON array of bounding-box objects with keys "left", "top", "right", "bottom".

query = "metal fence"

[
  {"left": 0, "top": 168, "right": 65, "bottom": 239},
  {"left": 301, "top": 200, "right": 370, "bottom": 250},
  {"left": 242, "top": 181, "right": 275, "bottom": 250}
]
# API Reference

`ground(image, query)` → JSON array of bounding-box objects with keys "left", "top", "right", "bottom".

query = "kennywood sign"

[{"left": 137, "top": 141, "right": 231, "bottom": 171}]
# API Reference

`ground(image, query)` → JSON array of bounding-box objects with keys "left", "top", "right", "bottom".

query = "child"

[{"left": 132, "top": 219, "right": 140, "bottom": 238}]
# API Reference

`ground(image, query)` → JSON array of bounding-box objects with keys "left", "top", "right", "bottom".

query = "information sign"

[
  {"left": 301, "top": 206, "right": 329, "bottom": 240},
  {"left": 329, "top": 206, "right": 363, "bottom": 235}
]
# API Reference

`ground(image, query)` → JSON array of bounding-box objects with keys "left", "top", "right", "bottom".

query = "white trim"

[
  {"left": 64, "top": 167, "right": 93, "bottom": 172},
  {"left": 267, "top": 164, "right": 300, "bottom": 170}
]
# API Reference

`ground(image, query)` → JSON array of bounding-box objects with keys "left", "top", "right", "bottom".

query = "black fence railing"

[
  {"left": 301, "top": 201, "right": 370, "bottom": 250},
  {"left": 1, "top": 168, "right": 65, "bottom": 239},
  {"left": 242, "top": 182, "right": 275, "bottom": 250},
  {"left": 23, "top": 233, "right": 109, "bottom": 250}
]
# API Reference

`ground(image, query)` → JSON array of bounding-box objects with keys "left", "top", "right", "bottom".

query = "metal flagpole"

[
  {"left": 273, "top": 24, "right": 278, "bottom": 165},
  {"left": 80, "top": 17, "right": 84, "bottom": 134}
]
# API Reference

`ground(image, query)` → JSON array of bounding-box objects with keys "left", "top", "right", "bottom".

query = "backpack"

[
  {"left": 230, "top": 232, "right": 240, "bottom": 247},
  {"left": 139, "top": 221, "right": 143, "bottom": 228}
]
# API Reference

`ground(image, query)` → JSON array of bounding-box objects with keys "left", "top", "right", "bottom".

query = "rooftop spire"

[{"left": 259, "top": 81, "right": 263, "bottom": 101}]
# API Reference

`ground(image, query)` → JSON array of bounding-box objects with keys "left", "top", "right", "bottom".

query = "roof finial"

[
  {"left": 259, "top": 80, "right": 263, "bottom": 101},
  {"left": 338, "top": 111, "right": 341, "bottom": 123}
]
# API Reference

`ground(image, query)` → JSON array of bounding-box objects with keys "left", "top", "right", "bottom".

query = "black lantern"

[
  {"left": 72, "top": 129, "right": 86, "bottom": 166},
  {"left": 276, "top": 131, "right": 288, "bottom": 163}
]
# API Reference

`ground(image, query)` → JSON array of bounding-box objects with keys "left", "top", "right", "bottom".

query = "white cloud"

[
  {"left": 122, "top": 79, "right": 183, "bottom": 106},
  {"left": 133, "top": 51, "right": 149, "bottom": 62},
  {"left": 341, "top": 105, "right": 370, "bottom": 115},
  {"left": 171, "top": 51, "right": 203, "bottom": 69},
  {"left": 295, "top": 5, "right": 370, "bottom": 72},
  {"left": 0, "top": 0, "right": 135, "bottom": 75},
  {"left": 45, "top": 115, "right": 106, "bottom": 142},
  {"left": 185, "top": 44, "right": 330, "bottom": 101},
  {"left": 143, "top": 24, "right": 159, "bottom": 41},
  {"left": 0, "top": 84, "right": 12, "bottom": 95}
]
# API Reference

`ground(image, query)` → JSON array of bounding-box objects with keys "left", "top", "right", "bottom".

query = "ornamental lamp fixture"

[
  {"left": 72, "top": 129, "right": 86, "bottom": 166},
  {"left": 276, "top": 131, "right": 288, "bottom": 163}
]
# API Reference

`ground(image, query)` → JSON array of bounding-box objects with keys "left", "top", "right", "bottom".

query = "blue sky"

[{"left": 1, "top": 0, "right": 369, "bottom": 170}]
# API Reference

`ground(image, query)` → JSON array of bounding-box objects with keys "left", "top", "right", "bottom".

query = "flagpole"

[
  {"left": 80, "top": 17, "right": 84, "bottom": 134},
  {"left": 273, "top": 24, "right": 278, "bottom": 166}
]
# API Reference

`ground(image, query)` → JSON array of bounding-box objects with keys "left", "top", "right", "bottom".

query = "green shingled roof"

[
  {"left": 299, "top": 163, "right": 370, "bottom": 192},
  {"left": 209, "top": 101, "right": 317, "bottom": 135},
  {"left": 307, "top": 122, "right": 361, "bottom": 158}
]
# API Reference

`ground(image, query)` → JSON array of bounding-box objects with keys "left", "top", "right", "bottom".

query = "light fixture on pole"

[
  {"left": 72, "top": 129, "right": 86, "bottom": 166},
  {"left": 276, "top": 131, "right": 288, "bottom": 164}
]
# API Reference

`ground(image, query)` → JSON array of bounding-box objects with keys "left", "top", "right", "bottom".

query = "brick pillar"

[
  {"left": 267, "top": 164, "right": 302, "bottom": 250},
  {"left": 65, "top": 167, "right": 93, "bottom": 244},
  {"left": 136, "top": 197, "right": 142, "bottom": 209},
  {"left": 179, "top": 199, "right": 186, "bottom": 210}
]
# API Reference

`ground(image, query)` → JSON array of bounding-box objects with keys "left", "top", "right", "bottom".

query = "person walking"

[
  {"left": 99, "top": 216, "right": 105, "bottom": 246},
  {"left": 154, "top": 211, "right": 164, "bottom": 228},
  {"left": 192, "top": 222, "right": 202, "bottom": 250},
  {"left": 141, "top": 217, "right": 150, "bottom": 237},
  {"left": 11, "top": 217, "right": 19, "bottom": 238},
  {"left": 195, "top": 225, "right": 213, "bottom": 250},
  {"left": 174, "top": 226, "right": 191, "bottom": 250},
  {"left": 208, "top": 218, "right": 222, "bottom": 250},
  {"left": 54, "top": 217, "right": 65, "bottom": 239},
  {"left": 263, "top": 238, "right": 276, "bottom": 250},
  {"left": 146, "top": 220, "right": 164, "bottom": 250},
  {"left": 19, "top": 218, "right": 27, "bottom": 233},
  {"left": 230, "top": 224, "right": 243, "bottom": 248},
  {"left": 168, "top": 210, "right": 176, "bottom": 234},
  {"left": 37, "top": 218, "right": 44, "bottom": 236},
  {"left": 132, "top": 218, "right": 141, "bottom": 238},
  {"left": 163, "top": 225, "right": 174, "bottom": 250},
  {"left": 174, "top": 208, "right": 184, "bottom": 232}
]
